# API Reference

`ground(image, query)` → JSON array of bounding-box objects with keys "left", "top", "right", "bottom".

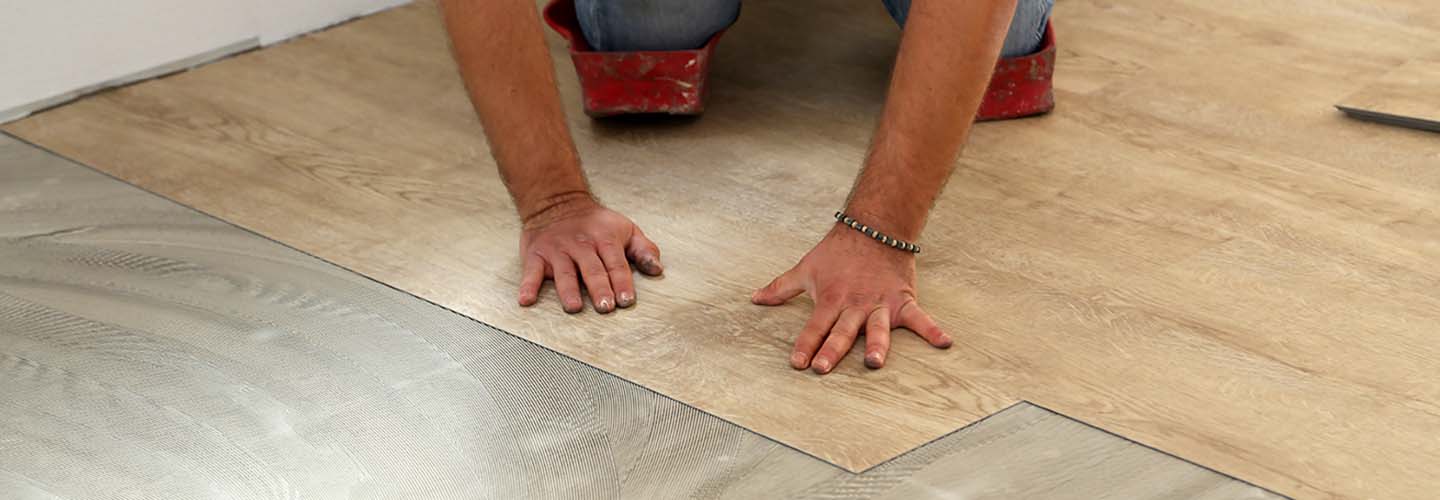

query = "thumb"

[
  {"left": 626, "top": 227, "right": 664, "bottom": 276},
  {"left": 752, "top": 268, "right": 805, "bottom": 306}
]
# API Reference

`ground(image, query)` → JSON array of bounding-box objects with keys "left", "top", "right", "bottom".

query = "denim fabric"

[
  {"left": 575, "top": 0, "right": 1053, "bottom": 57},
  {"left": 883, "top": 0, "right": 1053, "bottom": 57},
  {"left": 574, "top": 0, "right": 742, "bottom": 51}
]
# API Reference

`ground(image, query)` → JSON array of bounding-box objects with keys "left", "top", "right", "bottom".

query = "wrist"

[
  {"left": 827, "top": 217, "right": 920, "bottom": 258},
  {"left": 839, "top": 201, "right": 924, "bottom": 242},
  {"left": 520, "top": 190, "right": 598, "bottom": 228}
]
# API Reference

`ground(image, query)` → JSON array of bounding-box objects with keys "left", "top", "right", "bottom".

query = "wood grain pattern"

[
  {"left": 5, "top": 0, "right": 1440, "bottom": 498},
  {"left": 0, "top": 135, "right": 1282, "bottom": 499},
  {"left": 1337, "top": 58, "right": 1440, "bottom": 132}
]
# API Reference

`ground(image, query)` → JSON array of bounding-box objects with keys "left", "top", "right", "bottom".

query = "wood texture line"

[{"left": 6, "top": 0, "right": 1440, "bottom": 498}]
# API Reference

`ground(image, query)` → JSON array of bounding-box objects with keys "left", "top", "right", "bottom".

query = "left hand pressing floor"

[{"left": 752, "top": 225, "right": 953, "bottom": 374}]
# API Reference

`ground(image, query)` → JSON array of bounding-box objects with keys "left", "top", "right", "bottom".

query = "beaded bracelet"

[{"left": 834, "top": 211, "right": 921, "bottom": 254}]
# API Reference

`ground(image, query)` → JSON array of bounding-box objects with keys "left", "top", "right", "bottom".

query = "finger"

[
  {"left": 551, "top": 255, "right": 585, "bottom": 314},
  {"left": 626, "top": 228, "right": 664, "bottom": 276},
  {"left": 751, "top": 268, "right": 805, "bottom": 306},
  {"left": 864, "top": 307, "right": 891, "bottom": 369},
  {"left": 518, "top": 253, "right": 545, "bottom": 307},
  {"left": 791, "top": 306, "right": 841, "bottom": 370},
  {"left": 813, "top": 308, "right": 867, "bottom": 375},
  {"left": 570, "top": 248, "right": 616, "bottom": 313},
  {"left": 598, "top": 243, "right": 636, "bottom": 308},
  {"left": 897, "top": 301, "right": 953, "bottom": 349}
]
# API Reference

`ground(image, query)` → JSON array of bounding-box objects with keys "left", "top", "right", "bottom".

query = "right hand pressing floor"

[{"left": 518, "top": 197, "right": 663, "bottom": 313}]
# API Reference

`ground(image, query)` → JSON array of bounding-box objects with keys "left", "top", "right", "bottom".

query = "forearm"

[
  {"left": 846, "top": 0, "right": 1017, "bottom": 241},
  {"left": 439, "top": 0, "right": 592, "bottom": 223}
]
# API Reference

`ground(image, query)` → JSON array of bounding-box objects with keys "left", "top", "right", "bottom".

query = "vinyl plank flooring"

[
  {"left": 5, "top": 0, "right": 1440, "bottom": 498},
  {"left": 0, "top": 135, "right": 1283, "bottom": 499}
]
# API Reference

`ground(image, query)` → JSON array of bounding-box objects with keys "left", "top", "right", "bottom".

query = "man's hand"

[
  {"left": 748, "top": 0, "right": 1015, "bottom": 373},
  {"left": 519, "top": 197, "right": 663, "bottom": 314},
  {"left": 752, "top": 225, "right": 952, "bottom": 374}
]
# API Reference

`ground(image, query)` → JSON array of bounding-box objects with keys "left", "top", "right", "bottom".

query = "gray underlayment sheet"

[{"left": 0, "top": 133, "right": 1283, "bottom": 499}]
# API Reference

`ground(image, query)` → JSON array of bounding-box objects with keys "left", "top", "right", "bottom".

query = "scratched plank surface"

[
  {"left": 1337, "top": 58, "right": 1440, "bottom": 132},
  {"left": 0, "top": 134, "right": 1283, "bottom": 499},
  {"left": 6, "top": 0, "right": 1440, "bottom": 497}
]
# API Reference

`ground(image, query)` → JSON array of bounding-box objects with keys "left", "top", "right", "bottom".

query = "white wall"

[
  {"left": 0, "top": 0, "right": 409, "bottom": 123},
  {"left": 251, "top": 0, "right": 410, "bottom": 45}
]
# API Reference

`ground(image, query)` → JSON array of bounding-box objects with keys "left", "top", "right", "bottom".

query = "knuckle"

[
  {"left": 532, "top": 244, "right": 560, "bottom": 258},
  {"left": 851, "top": 295, "right": 875, "bottom": 307},
  {"left": 821, "top": 289, "right": 869, "bottom": 307},
  {"left": 898, "top": 299, "right": 921, "bottom": 316}
]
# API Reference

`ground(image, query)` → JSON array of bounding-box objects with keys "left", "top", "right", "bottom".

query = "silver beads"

[{"left": 833, "top": 211, "right": 920, "bottom": 254}]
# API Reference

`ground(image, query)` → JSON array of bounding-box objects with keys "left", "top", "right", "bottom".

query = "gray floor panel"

[{"left": 0, "top": 133, "right": 1281, "bottom": 499}]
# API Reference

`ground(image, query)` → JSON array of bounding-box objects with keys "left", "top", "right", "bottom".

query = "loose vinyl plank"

[
  {"left": 1337, "top": 59, "right": 1440, "bottom": 133},
  {"left": 0, "top": 135, "right": 1282, "bottom": 499},
  {"left": 5, "top": 0, "right": 1440, "bottom": 498}
]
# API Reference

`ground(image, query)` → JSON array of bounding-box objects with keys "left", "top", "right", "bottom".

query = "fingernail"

[
  {"left": 790, "top": 352, "right": 808, "bottom": 369},
  {"left": 938, "top": 335, "right": 953, "bottom": 349},
  {"left": 644, "top": 258, "right": 664, "bottom": 274},
  {"left": 812, "top": 357, "right": 831, "bottom": 374},
  {"left": 865, "top": 352, "right": 884, "bottom": 369},
  {"left": 564, "top": 302, "right": 582, "bottom": 314},
  {"left": 618, "top": 292, "right": 634, "bottom": 307}
]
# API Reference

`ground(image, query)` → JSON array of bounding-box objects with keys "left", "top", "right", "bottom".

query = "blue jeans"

[{"left": 575, "top": 0, "right": 1053, "bottom": 58}]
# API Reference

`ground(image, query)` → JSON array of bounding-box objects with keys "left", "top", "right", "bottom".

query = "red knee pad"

[
  {"left": 544, "top": 0, "right": 1055, "bottom": 120},
  {"left": 977, "top": 22, "right": 1056, "bottom": 121},
  {"left": 544, "top": 0, "right": 721, "bottom": 117}
]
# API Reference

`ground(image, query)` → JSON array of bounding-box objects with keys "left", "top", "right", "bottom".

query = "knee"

[
  {"left": 574, "top": 0, "right": 741, "bottom": 52},
  {"left": 1002, "top": 0, "right": 1054, "bottom": 57}
]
